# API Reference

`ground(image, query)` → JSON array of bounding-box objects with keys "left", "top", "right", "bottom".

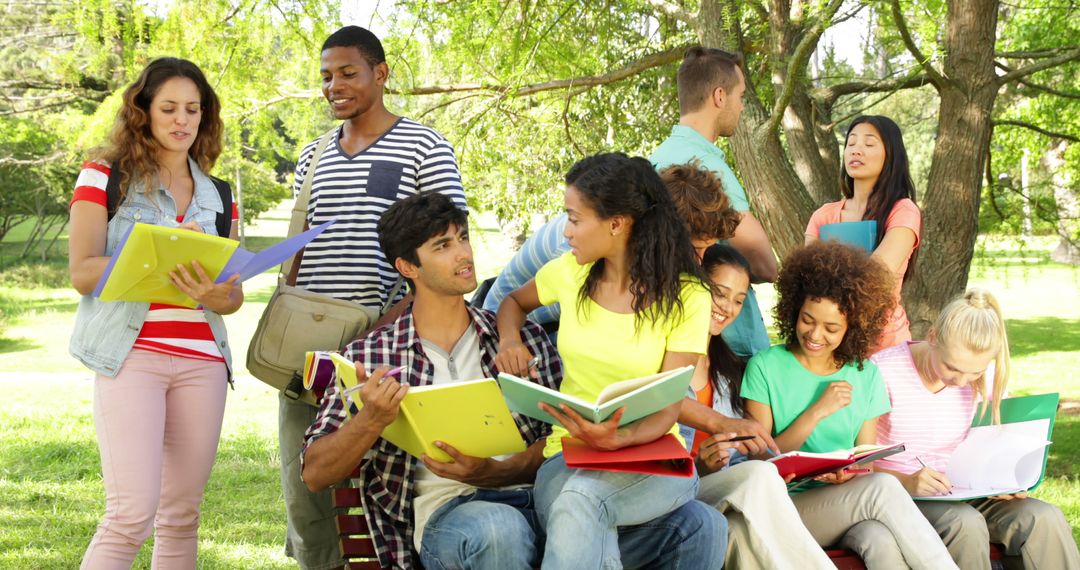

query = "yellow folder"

[
  {"left": 95, "top": 223, "right": 238, "bottom": 308},
  {"left": 321, "top": 352, "right": 527, "bottom": 462}
]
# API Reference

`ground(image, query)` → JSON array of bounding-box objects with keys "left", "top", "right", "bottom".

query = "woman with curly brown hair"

[
  {"left": 68, "top": 57, "right": 241, "bottom": 568},
  {"left": 741, "top": 241, "right": 957, "bottom": 569}
]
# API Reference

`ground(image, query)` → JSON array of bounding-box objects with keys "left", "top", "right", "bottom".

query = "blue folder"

[{"left": 819, "top": 220, "right": 878, "bottom": 253}]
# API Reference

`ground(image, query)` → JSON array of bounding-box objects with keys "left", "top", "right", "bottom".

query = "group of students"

[{"left": 65, "top": 22, "right": 1077, "bottom": 570}]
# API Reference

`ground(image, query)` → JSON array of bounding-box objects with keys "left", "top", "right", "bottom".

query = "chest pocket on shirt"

[{"left": 366, "top": 162, "right": 405, "bottom": 201}]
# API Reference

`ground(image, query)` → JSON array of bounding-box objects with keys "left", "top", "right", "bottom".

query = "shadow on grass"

[
  {"left": 1007, "top": 317, "right": 1080, "bottom": 358},
  {"left": 1046, "top": 414, "right": 1077, "bottom": 479},
  {"left": 0, "top": 337, "right": 36, "bottom": 353}
]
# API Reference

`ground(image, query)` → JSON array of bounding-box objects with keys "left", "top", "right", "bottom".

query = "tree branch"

[
  {"left": 995, "top": 62, "right": 1080, "bottom": 99},
  {"left": 0, "top": 151, "right": 65, "bottom": 166},
  {"left": 889, "top": 0, "right": 946, "bottom": 89},
  {"left": 240, "top": 45, "right": 690, "bottom": 119},
  {"left": 996, "top": 47, "right": 1072, "bottom": 59},
  {"left": 645, "top": 0, "right": 696, "bottom": 25},
  {"left": 765, "top": 0, "right": 845, "bottom": 137},
  {"left": 993, "top": 119, "right": 1079, "bottom": 143},
  {"left": 816, "top": 72, "right": 931, "bottom": 106},
  {"left": 995, "top": 47, "right": 1080, "bottom": 86}
]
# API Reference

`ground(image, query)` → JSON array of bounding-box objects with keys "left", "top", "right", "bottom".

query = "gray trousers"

[
  {"left": 280, "top": 393, "right": 346, "bottom": 570},
  {"left": 917, "top": 498, "right": 1080, "bottom": 570},
  {"left": 790, "top": 473, "right": 958, "bottom": 569}
]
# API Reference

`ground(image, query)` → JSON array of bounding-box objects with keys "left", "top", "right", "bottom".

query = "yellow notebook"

[
  {"left": 94, "top": 223, "right": 237, "bottom": 308},
  {"left": 324, "top": 352, "right": 527, "bottom": 462}
]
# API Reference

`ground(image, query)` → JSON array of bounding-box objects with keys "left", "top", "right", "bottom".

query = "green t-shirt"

[
  {"left": 741, "top": 345, "right": 891, "bottom": 453},
  {"left": 650, "top": 125, "right": 770, "bottom": 358},
  {"left": 535, "top": 252, "right": 711, "bottom": 457}
]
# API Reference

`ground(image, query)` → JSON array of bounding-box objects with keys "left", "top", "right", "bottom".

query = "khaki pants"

[
  {"left": 917, "top": 498, "right": 1080, "bottom": 570},
  {"left": 698, "top": 461, "right": 834, "bottom": 569},
  {"left": 791, "top": 473, "right": 958, "bottom": 569},
  {"left": 279, "top": 393, "right": 346, "bottom": 570}
]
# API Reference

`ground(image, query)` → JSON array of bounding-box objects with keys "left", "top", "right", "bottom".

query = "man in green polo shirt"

[{"left": 651, "top": 46, "right": 777, "bottom": 358}]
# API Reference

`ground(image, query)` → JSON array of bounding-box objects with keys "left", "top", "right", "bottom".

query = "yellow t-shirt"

[{"left": 535, "top": 252, "right": 711, "bottom": 457}]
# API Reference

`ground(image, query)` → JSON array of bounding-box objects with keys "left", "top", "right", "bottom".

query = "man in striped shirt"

[{"left": 280, "top": 26, "right": 468, "bottom": 570}]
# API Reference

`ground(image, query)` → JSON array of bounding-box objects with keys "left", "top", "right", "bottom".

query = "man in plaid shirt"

[{"left": 301, "top": 193, "right": 561, "bottom": 569}]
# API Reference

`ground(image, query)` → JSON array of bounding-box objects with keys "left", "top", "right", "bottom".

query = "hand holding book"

[{"left": 540, "top": 402, "right": 628, "bottom": 451}]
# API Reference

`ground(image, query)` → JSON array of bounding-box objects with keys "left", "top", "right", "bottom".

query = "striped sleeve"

[
  {"left": 417, "top": 137, "right": 467, "bottom": 211},
  {"left": 71, "top": 161, "right": 110, "bottom": 207}
]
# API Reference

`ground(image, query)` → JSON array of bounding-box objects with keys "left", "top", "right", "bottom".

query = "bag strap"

[
  {"left": 282, "top": 129, "right": 338, "bottom": 283},
  {"left": 208, "top": 176, "right": 232, "bottom": 238}
]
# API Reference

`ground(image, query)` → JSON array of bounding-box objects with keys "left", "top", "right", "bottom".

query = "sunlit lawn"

[{"left": 1, "top": 206, "right": 1077, "bottom": 567}]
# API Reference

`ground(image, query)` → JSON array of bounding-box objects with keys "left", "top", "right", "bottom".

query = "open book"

[
  {"left": 496, "top": 365, "right": 694, "bottom": 428},
  {"left": 915, "top": 393, "right": 1059, "bottom": 501},
  {"left": 324, "top": 352, "right": 527, "bottom": 463},
  {"left": 767, "top": 442, "right": 906, "bottom": 481},
  {"left": 93, "top": 220, "right": 332, "bottom": 308}
]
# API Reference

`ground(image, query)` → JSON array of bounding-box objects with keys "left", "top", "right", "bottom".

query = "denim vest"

[{"left": 69, "top": 157, "right": 233, "bottom": 377}]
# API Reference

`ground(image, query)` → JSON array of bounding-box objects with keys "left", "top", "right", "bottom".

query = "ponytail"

[{"left": 932, "top": 288, "right": 1010, "bottom": 424}]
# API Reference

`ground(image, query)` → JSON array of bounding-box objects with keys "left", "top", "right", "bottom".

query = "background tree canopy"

[{"left": 0, "top": 0, "right": 1076, "bottom": 327}]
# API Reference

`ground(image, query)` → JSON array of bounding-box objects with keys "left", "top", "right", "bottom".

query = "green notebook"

[
  {"left": 496, "top": 365, "right": 693, "bottom": 428},
  {"left": 917, "top": 392, "right": 1059, "bottom": 501}
]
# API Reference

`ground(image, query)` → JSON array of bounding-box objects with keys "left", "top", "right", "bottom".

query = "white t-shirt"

[{"left": 411, "top": 325, "right": 526, "bottom": 550}]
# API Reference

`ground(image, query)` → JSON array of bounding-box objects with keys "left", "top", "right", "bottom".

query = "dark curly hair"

[
  {"left": 377, "top": 192, "right": 468, "bottom": 291},
  {"left": 565, "top": 153, "right": 709, "bottom": 330},
  {"left": 774, "top": 241, "right": 895, "bottom": 369},
  {"left": 660, "top": 161, "right": 741, "bottom": 240}
]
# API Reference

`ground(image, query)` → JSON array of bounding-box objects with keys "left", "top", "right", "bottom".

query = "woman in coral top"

[
  {"left": 805, "top": 115, "right": 921, "bottom": 351},
  {"left": 68, "top": 58, "right": 242, "bottom": 568}
]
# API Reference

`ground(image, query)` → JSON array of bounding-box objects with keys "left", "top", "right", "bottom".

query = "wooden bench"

[
  {"left": 826, "top": 543, "right": 1012, "bottom": 570},
  {"left": 333, "top": 477, "right": 1016, "bottom": 569}
]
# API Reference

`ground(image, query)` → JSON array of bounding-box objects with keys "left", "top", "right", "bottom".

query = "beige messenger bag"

[{"left": 246, "top": 130, "right": 399, "bottom": 405}]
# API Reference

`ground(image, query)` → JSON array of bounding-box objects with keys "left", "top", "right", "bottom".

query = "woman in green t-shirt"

[
  {"left": 495, "top": 153, "right": 723, "bottom": 569},
  {"left": 741, "top": 240, "right": 957, "bottom": 569}
]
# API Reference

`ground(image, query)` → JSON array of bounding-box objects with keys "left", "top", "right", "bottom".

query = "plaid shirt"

[{"left": 302, "top": 304, "right": 562, "bottom": 569}]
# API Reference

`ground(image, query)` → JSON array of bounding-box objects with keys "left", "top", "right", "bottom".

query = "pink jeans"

[{"left": 81, "top": 350, "right": 227, "bottom": 569}]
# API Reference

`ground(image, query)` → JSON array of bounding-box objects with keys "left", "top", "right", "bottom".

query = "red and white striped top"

[
  {"left": 72, "top": 161, "right": 238, "bottom": 363},
  {"left": 872, "top": 341, "right": 978, "bottom": 474}
]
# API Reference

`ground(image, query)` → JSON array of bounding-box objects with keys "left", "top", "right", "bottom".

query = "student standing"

[
  {"left": 496, "top": 153, "right": 725, "bottom": 569},
  {"left": 278, "top": 26, "right": 467, "bottom": 570},
  {"left": 68, "top": 57, "right": 242, "bottom": 568},
  {"left": 873, "top": 288, "right": 1080, "bottom": 569},
  {"left": 742, "top": 241, "right": 957, "bottom": 569},
  {"left": 805, "top": 115, "right": 921, "bottom": 351},
  {"left": 651, "top": 46, "right": 778, "bottom": 358}
]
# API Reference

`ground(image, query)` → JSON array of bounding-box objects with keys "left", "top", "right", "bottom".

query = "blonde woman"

[{"left": 873, "top": 288, "right": 1080, "bottom": 569}]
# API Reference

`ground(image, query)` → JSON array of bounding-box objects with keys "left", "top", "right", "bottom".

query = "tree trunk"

[
  {"left": 904, "top": 0, "right": 1000, "bottom": 338},
  {"left": 783, "top": 91, "right": 842, "bottom": 205},
  {"left": 698, "top": 0, "right": 817, "bottom": 259},
  {"left": 1046, "top": 141, "right": 1080, "bottom": 264}
]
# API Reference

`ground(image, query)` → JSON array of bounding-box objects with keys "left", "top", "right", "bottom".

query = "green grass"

[{"left": 1, "top": 208, "right": 1078, "bottom": 566}]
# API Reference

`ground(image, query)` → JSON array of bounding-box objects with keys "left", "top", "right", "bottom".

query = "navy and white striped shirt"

[{"left": 293, "top": 118, "right": 468, "bottom": 308}]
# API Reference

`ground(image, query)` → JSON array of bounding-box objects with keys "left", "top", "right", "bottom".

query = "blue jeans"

[
  {"left": 419, "top": 488, "right": 541, "bottom": 570},
  {"left": 535, "top": 454, "right": 726, "bottom": 569}
]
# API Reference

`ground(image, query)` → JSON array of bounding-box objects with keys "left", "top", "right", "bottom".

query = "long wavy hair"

[
  {"left": 702, "top": 244, "right": 751, "bottom": 415},
  {"left": 566, "top": 153, "right": 709, "bottom": 330},
  {"left": 841, "top": 115, "right": 920, "bottom": 282},
  {"left": 774, "top": 241, "right": 895, "bottom": 369},
  {"left": 94, "top": 57, "right": 223, "bottom": 202}
]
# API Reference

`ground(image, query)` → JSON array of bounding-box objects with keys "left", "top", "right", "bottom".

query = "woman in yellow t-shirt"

[{"left": 495, "top": 153, "right": 723, "bottom": 569}]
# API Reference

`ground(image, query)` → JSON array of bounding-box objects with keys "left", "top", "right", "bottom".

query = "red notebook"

[
  {"left": 561, "top": 434, "right": 694, "bottom": 477},
  {"left": 767, "top": 442, "right": 906, "bottom": 481}
]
